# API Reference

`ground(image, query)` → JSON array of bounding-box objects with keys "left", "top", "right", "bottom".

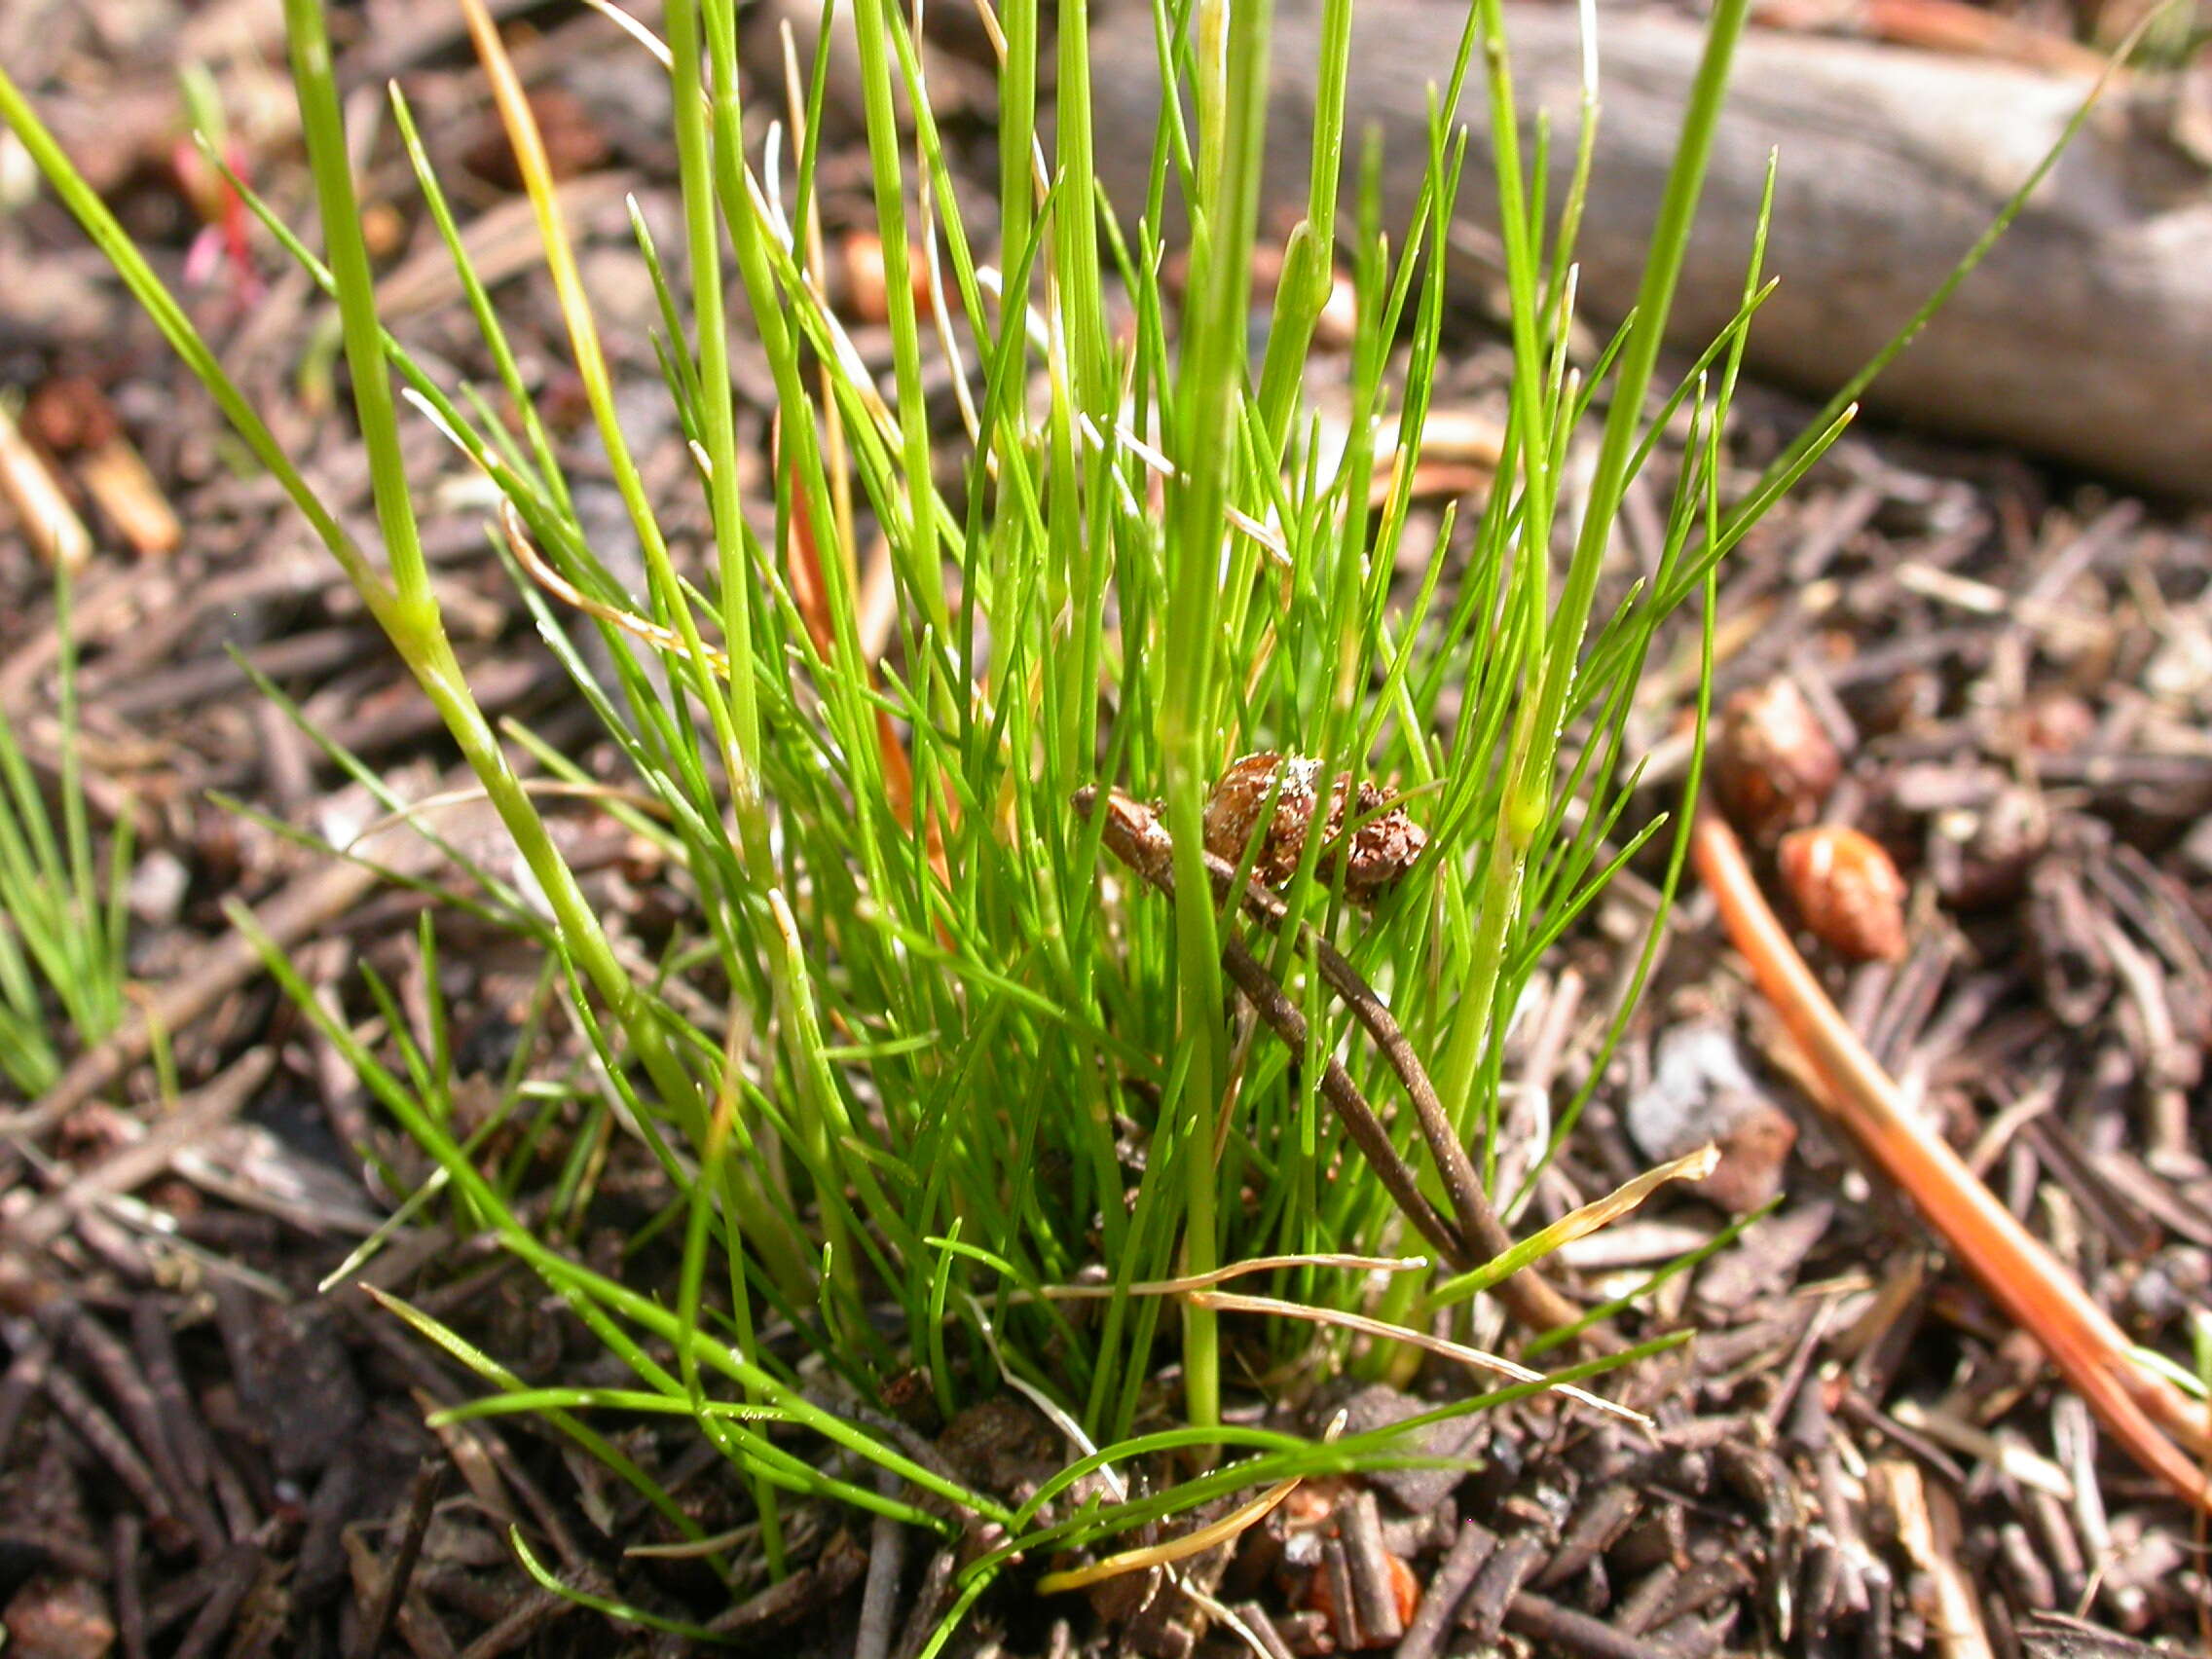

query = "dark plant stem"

[{"left": 1076, "top": 786, "right": 1592, "bottom": 1341}]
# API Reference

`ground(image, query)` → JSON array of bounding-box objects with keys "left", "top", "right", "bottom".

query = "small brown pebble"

[
  {"left": 25, "top": 374, "right": 120, "bottom": 454},
  {"left": 2011, "top": 689, "right": 2096, "bottom": 754},
  {"left": 839, "top": 228, "right": 934, "bottom": 324},
  {"left": 1778, "top": 824, "right": 1908, "bottom": 962},
  {"left": 360, "top": 200, "right": 408, "bottom": 261},
  {"left": 1702, "top": 1100, "right": 1798, "bottom": 1212},
  {"left": 3, "top": 1574, "right": 115, "bottom": 1659},
  {"left": 1627, "top": 1023, "right": 1795, "bottom": 1212},
  {"left": 1929, "top": 786, "right": 2047, "bottom": 909},
  {"left": 1714, "top": 678, "right": 1842, "bottom": 840},
  {"left": 879, "top": 1365, "right": 940, "bottom": 1433},
  {"left": 843, "top": 228, "right": 891, "bottom": 322}
]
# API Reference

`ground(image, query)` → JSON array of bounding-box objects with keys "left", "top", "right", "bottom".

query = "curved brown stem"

[{"left": 1077, "top": 786, "right": 1595, "bottom": 1343}]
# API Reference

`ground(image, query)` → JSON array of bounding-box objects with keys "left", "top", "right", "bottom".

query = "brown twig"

[
  {"left": 112, "top": 1516, "right": 148, "bottom": 1659},
  {"left": 10, "top": 1050, "right": 274, "bottom": 1248},
  {"left": 1869, "top": 1458, "right": 1993, "bottom": 1659},
  {"left": 1075, "top": 786, "right": 1593, "bottom": 1342},
  {"left": 855, "top": 1468, "right": 908, "bottom": 1659},
  {"left": 1197, "top": 808, "right": 1511, "bottom": 1263},
  {"left": 1392, "top": 1518, "right": 1494, "bottom": 1659},
  {"left": 1690, "top": 806, "right": 2212, "bottom": 1511},
  {"left": 352, "top": 1456, "right": 443, "bottom": 1659},
  {"left": 168, "top": 1544, "right": 262, "bottom": 1659}
]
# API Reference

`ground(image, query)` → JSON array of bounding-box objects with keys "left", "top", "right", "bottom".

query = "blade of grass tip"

[
  {"left": 353, "top": 958, "right": 443, "bottom": 1122},
  {"left": 664, "top": 0, "right": 774, "bottom": 883},
  {"left": 1523, "top": 0, "right": 1751, "bottom": 775},
  {"left": 280, "top": 0, "right": 434, "bottom": 614},
  {"left": 1054, "top": 0, "right": 1114, "bottom": 415},
  {"left": 772, "top": 43, "right": 870, "bottom": 691},
  {"left": 510, "top": 1530, "right": 731, "bottom": 1642},
  {"left": 281, "top": 0, "right": 707, "bottom": 1136},
  {"left": 1524, "top": 1197, "right": 1777, "bottom": 1361},
  {"left": 237, "top": 16, "right": 710, "bottom": 1150},
  {"left": 1034, "top": 1463, "right": 1309, "bottom": 1593},
  {"left": 1526, "top": 326, "right": 1738, "bottom": 1198},
  {"left": 1252, "top": 0, "right": 1352, "bottom": 446},
  {"left": 0, "top": 66, "right": 384, "bottom": 604},
  {"left": 847, "top": 0, "right": 943, "bottom": 612},
  {"left": 1713, "top": 149, "right": 1777, "bottom": 416},
  {"left": 1445, "top": 0, "right": 1751, "bottom": 1164},
  {"left": 460, "top": 0, "right": 765, "bottom": 883},
  {"left": 994, "top": 1357, "right": 1678, "bottom": 1566},
  {"left": 631, "top": 205, "right": 708, "bottom": 437},
  {"left": 230, "top": 658, "right": 537, "bottom": 921},
  {"left": 1187, "top": 1291, "right": 1642, "bottom": 1424},
  {"left": 418, "top": 912, "right": 453, "bottom": 1094},
  {"left": 1049, "top": 0, "right": 1120, "bottom": 806},
  {"left": 387, "top": 86, "right": 572, "bottom": 516},
  {"left": 430, "top": 1385, "right": 780, "bottom": 1421},
  {"left": 1466, "top": 0, "right": 1558, "bottom": 559},
  {"left": 1017, "top": 1428, "right": 1325, "bottom": 1559},
  {"left": 1541, "top": 0, "right": 1602, "bottom": 323},
  {"left": 1432, "top": 1143, "right": 1719, "bottom": 1308},
  {"left": 994, "top": 1428, "right": 1320, "bottom": 1562},
  {"left": 997, "top": 0, "right": 1041, "bottom": 375},
  {"left": 201, "top": 137, "right": 525, "bottom": 495},
  {"left": 779, "top": 14, "right": 862, "bottom": 590},
  {"left": 695, "top": 18, "right": 902, "bottom": 709}
]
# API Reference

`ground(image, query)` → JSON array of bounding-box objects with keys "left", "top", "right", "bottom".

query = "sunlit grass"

[
  {"left": 0, "top": 0, "right": 2083, "bottom": 1637},
  {"left": 0, "top": 572, "right": 131, "bottom": 1096}
]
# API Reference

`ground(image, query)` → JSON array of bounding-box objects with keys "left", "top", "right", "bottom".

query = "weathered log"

[{"left": 1084, "top": 3, "right": 2212, "bottom": 498}]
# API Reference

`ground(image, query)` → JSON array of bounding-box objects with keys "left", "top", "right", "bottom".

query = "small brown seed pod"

[
  {"left": 1778, "top": 824, "right": 1908, "bottom": 962},
  {"left": 1714, "top": 677, "right": 1843, "bottom": 841},
  {"left": 1202, "top": 753, "right": 1426, "bottom": 904}
]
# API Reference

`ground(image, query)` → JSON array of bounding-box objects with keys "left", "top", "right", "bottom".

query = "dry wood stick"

[
  {"left": 1085, "top": 2, "right": 2212, "bottom": 499},
  {"left": 1691, "top": 806, "right": 2212, "bottom": 1512},
  {"left": 1076, "top": 787, "right": 1591, "bottom": 1341},
  {"left": 1201, "top": 826, "right": 1514, "bottom": 1266},
  {"left": 351, "top": 1456, "right": 443, "bottom": 1659},
  {"left": 9, "top": 1050, "right": 274, "bottom": 1249}
]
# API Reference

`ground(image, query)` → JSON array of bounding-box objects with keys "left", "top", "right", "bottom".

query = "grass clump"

[
  {"left": 0, "top": 572, "right": 132, "bottom": 1096},
  {"left": 0, "top": 0, "right": 1964, "bottom": 1636}
]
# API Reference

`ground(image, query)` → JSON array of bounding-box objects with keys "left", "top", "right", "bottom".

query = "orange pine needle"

[{"left": 1691, "top": 808, "right": 2212, "bottom": 1511}]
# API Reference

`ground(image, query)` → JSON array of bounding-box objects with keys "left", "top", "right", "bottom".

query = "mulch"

[{"left": 3, "top": 1, "right": 2211, "bottom": 1655}]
